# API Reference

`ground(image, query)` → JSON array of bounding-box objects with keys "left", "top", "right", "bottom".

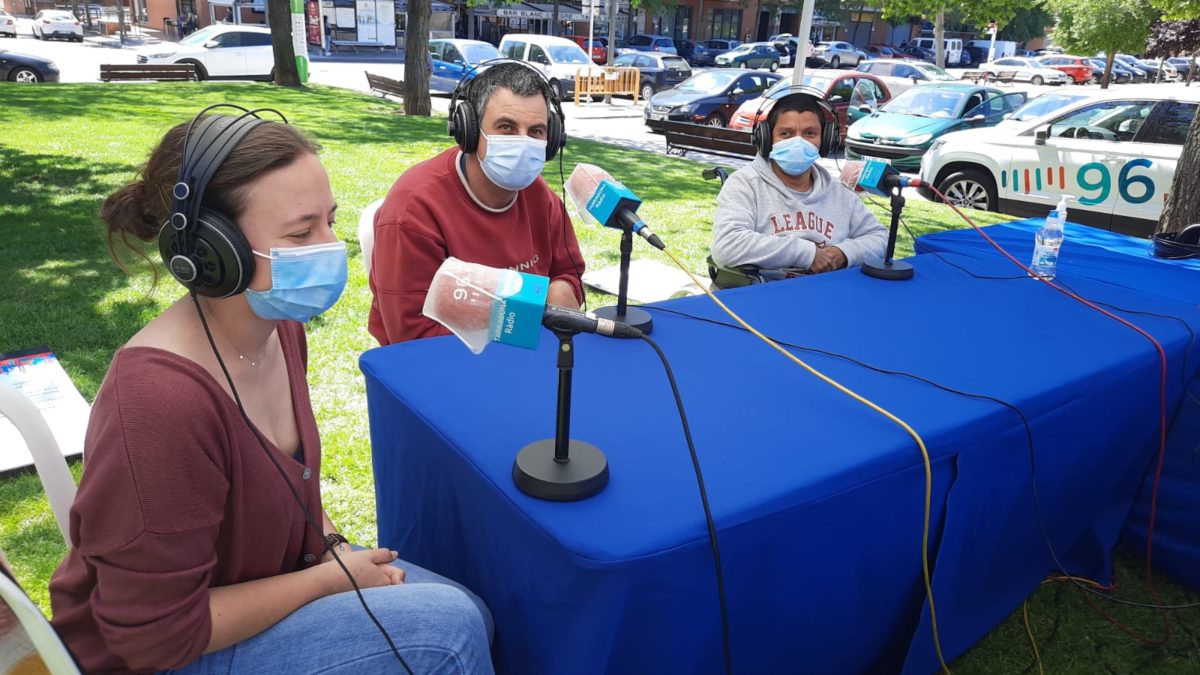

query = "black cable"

[
  {"left": 643, "top": 304, "right": 1200, "bottom": 611},
  {"left": 639, "top": 334, "right": 733, "bottom": 675},
  {"left": 191, "top": 293, "right": 417, "bottom": 673}
]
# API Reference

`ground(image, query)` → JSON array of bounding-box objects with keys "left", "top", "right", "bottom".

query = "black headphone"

[
  {"left": 751, "top": 89, "right": 841, "bottom": 159},
  {"left": 447, "top": 58, "right": 566, "bottom": 161},
  {"left": 158, "top": 104, "right": 288, "bottom": 298},
  {"left": 1151, "top": 223, "right": 1200, "bottom": 260}
]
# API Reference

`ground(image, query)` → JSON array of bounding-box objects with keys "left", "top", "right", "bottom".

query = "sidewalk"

[
  {"left": 562, "top": 96, "right": 647, "bottom": 120},
  {"left": 84, "top": 28, "right": 163, "bottom": 49}
]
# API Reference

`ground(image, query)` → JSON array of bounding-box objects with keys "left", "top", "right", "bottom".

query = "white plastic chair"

[
  {"left": 0, "top": 545, "right": 80, "bottom": 674},
  {"left": 358, "top": 198, "right": 386, "bottom": 276},
  {"left": 0, "top": 382, "right": 77, "bottom": 546}
]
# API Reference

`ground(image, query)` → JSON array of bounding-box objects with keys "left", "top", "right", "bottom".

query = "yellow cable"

[
  {"left": 660, "top": 249, "right": 951, "bottom": 674},
  {"left": 1023, "top": 600, "right": 1045, "bottom": 675}
]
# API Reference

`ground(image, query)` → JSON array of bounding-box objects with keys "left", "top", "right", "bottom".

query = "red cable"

[{"left": 924, "top": 185, "right": 1172, "bottom": 644}]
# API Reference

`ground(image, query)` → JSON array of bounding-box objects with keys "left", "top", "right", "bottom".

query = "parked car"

[
  {"left": 691, "top": 39, "right": 740, "bottom": 66},
  {"left": 1167, "top": 57, "right": 1193, "bottom": 80},
  {"left": 1138, "top": 58, "right": 1179, "bottom": 81},
  {"left": 32, "top": 9, "right": 83, "bottom": 41},
  {"left": 499, "top": 34, "right": 592, "bottom": 100},
  {"left": 611, "top": 39, "right": 635, "bottom": 58},
  {"left": 625, "top": 34, "right": 677, "bottom": 55},
  {"left": 845, "top": 82, "right": 1026, "bottom": 172},
  {"left": 814, "top": 41, "right": 867, "bottom": 68},
  {"left": 897, "top": 44, "right": 936, "bottom": 63},
  {"left": 137, "top": 25, "right": 273, "bottom": 81},
  {"left": 1107, "top": 53, "right": 1156, "bottom": 80},
  {"left": 993, "top": 91, "right": 1091, "bottom": 132},
  {"left": 644, "top": 70, "right": 781, "bottom": 129},
  {"left": 611, "top": 51, "right": 692, "bottom": 102},
  {"left": 0, "top": 48, "right": 60, "bottom": 82},
  {"left": 427, "top": 38, "right": 499, "bottom": 94},
  {"left": 1016, "top": 49, "right": 1038, "bottom": 58},
  {"left": 856, "top": 58, "right": 956, "bottom": 95},
  {"left": 772, "top": 40, "right": 794, "bottom": 67},
  {"left": 0, "top": 9, "right": 17, "bottom": 38},
  {"left": 910, "top": 37, "right": 963, "bottom": 66},
  {"left": 1091, "top": 57, "right": 1145, "bottom": 83},
  {"left": 984, "top": 57, "right": 1071, "bottom": 86},
  {"left": 565, "top": 35, "right": 607, "bottom": 65},
  {"left": 728, "top": 71, "right": 893, "bottom": 146},
  {"left": 714, "top": 42, "right": 781, "bottom": 71},
  {"left": 920, "top": 87, "right": 1200, "bottom": 237},
  {"left": 674, "top": 38, "right": 695, "bottom": 64},
  {"left": 866, "top": 45, "right": 901, "bottom": 59},
  {"left": 1036, "top": 55, "right": 1094, "bottom": 84}
]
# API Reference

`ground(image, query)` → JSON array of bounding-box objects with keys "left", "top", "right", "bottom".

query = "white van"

[
  {"left": 911, "top": 38, "right": 962, "bottom": 66},
  {"left": 965, "top": 39, "right": 1016, "bottom": 61},
  {"left": 498, "top": 34, "right": 593, "bottom": 101}
]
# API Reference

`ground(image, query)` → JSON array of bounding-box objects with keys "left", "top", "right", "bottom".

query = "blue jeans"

[{"left": 170, "top": 555, "right": 495, "bottom": 674}]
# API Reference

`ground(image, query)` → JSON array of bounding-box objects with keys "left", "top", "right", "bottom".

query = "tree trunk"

[
  {"left": 268, "top": 0, "right": 301, "bottom": 87},
  {"left": 404, "top": 0, "right": 432, "bottom": 116},
  {"left": 1101, "top": 51, "right": 1115, "bottom": 90},
  {"left": 934, "top": 8, "right": 945, "bottom": 69},
  {"left": 1156, "top": 110, "right": 1200, "bottom": 234}
]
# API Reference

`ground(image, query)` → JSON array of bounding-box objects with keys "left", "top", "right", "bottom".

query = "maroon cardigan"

[{"left": 49, "top": 321, "right": 326, "bottom": 674}]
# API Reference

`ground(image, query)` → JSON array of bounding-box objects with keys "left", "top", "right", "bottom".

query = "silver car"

[{"left": 813, "top": 41, "right": 866, "bottom": 69}]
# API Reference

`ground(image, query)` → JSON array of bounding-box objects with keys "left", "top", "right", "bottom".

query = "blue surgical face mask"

[
  {"left": 245, "top": 241, "right": 348, "bottom": 323},
  {"left": 479, "top": 132, "right": 547, "bottom": 192},
  {"left": 769, "top": 136, "right": 821, "bottom": 177}
]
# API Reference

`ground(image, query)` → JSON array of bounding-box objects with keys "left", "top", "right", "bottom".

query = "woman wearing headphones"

[
  {"left": 710, "top": 92, "right": 887, "bottom": 279},
  {"left": 47, "top": 114, "right": 494, "bottom": 674}
]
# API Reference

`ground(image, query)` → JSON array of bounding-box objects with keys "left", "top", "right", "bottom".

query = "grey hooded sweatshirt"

[{"left": 712, "top": 157, "right": 887, "bottom": 277}]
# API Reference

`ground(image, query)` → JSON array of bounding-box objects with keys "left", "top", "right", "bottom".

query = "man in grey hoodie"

[{"left": 712, "top": 93, "right": 887, "bottom": 279}]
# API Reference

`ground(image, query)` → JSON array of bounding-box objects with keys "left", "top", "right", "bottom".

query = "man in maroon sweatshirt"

[{"left": 368, "top": 62, "right": 586, "bottom": 346}]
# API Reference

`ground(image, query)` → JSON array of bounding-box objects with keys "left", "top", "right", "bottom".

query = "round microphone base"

[
  {"left": 862, "top": 259, "right": 914, "bottom": 281},
  {"left": 513, "top": 439, "right": 609, "bottom": 502},
  {"left": 594, "top": 305, "right": 654, "bottom": 335}
]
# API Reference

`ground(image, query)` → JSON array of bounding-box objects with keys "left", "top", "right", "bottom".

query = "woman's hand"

[{"left": 321, "top": 547, "right": 405, "bottom": 594}]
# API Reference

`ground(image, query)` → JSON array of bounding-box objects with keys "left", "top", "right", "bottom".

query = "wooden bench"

[
  {"left": 365, "top": 71, "right": 404, "bottom": 102},
  {"left": 661, "top": 120, "right": 756, "bottom": 160},
  {"left": 987, "top": 70, "right": 1018, "bottom": 85},
  {"left": 99, "top": 63, "right": 197, "bottom": 82},
  {"left": 959, "top": 70, "right": 988, "bottom": 84}
]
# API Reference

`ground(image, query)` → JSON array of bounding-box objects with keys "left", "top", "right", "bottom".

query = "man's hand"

[
  {"left": 809, "top": 246, "right": 848, "bottom": 274},
  {"left": 547, "top": 279, "right": 581, "bottom": 309}
]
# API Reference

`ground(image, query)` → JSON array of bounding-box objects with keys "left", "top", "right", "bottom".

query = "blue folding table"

[{"left": 361, "top": 221, "right": 1200, "bottom": 674}]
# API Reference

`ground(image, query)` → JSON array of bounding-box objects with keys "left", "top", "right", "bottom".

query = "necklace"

[{"left": 202, "top": 302, "right": 274, "bottom": 367}]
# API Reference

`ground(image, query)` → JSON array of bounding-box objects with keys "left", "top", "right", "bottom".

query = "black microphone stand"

[
  {"left": 862, "top": 188, "right": 915, "bottom": 281},
  {"left": 594, "top": 221, "right": 655, "bottom": 334},
  {"left": 513, "top": 327, "right": 609, "bottom": 501}
]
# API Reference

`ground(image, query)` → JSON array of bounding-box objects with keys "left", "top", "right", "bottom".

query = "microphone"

[
  {"left": 565, "top": 163, "right": 666, "bottom": 250},
  {"left": 422, "top": 257, "right": 642, "bottom": 354},
  {"left": 841, "top": 158, "right": 924, "bottom": 196}
]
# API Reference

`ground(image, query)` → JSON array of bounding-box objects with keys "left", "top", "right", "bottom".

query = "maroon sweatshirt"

[
  {"left": 368, "top": 148, "right": 585, "bottom": 346},
  {"left": 48, "top": 322, "right": 326, "bottom": 674}
]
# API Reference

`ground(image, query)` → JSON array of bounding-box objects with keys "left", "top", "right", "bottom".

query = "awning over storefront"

[{"left": 395, "top": 1, "right": 456, "bottom": 12}]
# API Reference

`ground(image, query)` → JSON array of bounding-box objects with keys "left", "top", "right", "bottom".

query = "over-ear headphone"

[
  {"left": 158, "top": 104, "right": 288, "bottom": 298},
  {"left": 752, "top": 89, "right": 840, "bottom": 159},
  {"left": 448, "top": 58, "right": 566, "bottom": 161},
  {"left": 1151, "top": 223, "right": 1200, "bottom": 260}
]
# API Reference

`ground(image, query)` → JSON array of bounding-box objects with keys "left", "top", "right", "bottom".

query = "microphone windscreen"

[
  {"left": 423, "top": 257, "right": 509, "bottom": 354},
  {"left": 839, "top": 161, "right": 866, "bottom": 192},
  {"left": 564, "top": 163, "right": 614, "bottom": 226}
]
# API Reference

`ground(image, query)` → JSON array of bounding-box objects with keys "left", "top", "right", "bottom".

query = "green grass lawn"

[{"left": 1, "top": 82, "right": 1197, "bottom": 672}]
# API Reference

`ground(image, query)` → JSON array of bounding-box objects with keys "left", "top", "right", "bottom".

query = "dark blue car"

[
  {"left": 690, "top": 39, "right": 740, "bottom": 66},
  {"left": 644, "top": 70, "right": 781, "bottom": 129},
  {"left": 0, "top": 48, "right": 59, "bottom": 83}
]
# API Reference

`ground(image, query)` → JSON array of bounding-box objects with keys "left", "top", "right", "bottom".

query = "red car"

[
  {"left": 728, "top": 71, "right": 892, "bottom": 146},
  {"left": 565, "top": 35, "right": 608, "bottom": 65},
  {"left": 1036, "top": 55, "right": 1094, "bottom": 84},
  {"left": 866, "top": 45, "right": 901, "bottom": 59}
]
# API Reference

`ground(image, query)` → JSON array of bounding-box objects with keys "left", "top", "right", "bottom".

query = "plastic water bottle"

[{"left": 1030, "top": 197, "right": 1070, "bottom": 279}]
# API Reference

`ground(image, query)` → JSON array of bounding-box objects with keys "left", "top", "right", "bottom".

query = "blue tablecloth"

[
  {"left": 919, "top": 218, "right": 1200, "bottom": 590},
  {"left": 361, "top": 222, "right": 1200, "bottom": 674}
]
